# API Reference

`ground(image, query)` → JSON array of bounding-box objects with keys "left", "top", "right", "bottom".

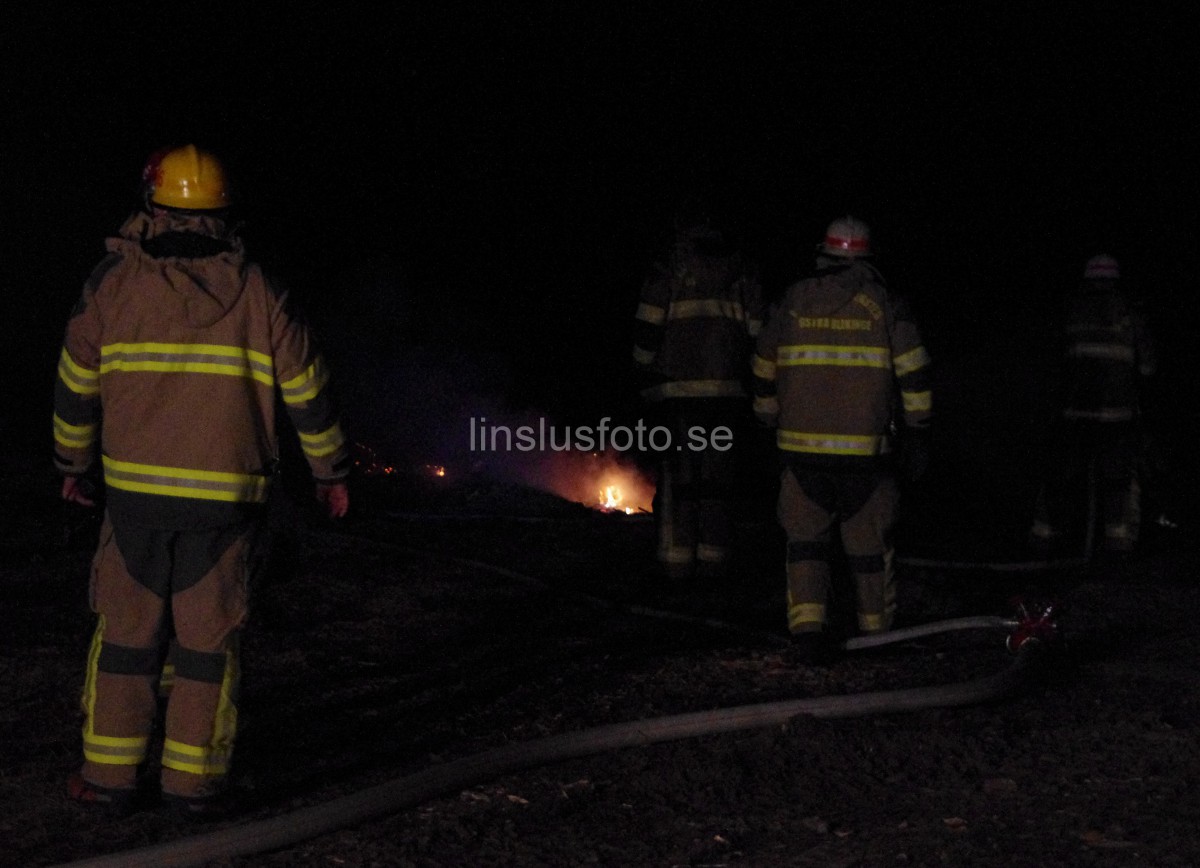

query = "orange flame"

[{"left": 599, "top": 484, "right": 633, "bottom": 514}]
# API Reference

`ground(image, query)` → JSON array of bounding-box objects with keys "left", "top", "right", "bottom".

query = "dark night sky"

[{"left": 4, "top": 4, "right": 1199, "bottom": 459}]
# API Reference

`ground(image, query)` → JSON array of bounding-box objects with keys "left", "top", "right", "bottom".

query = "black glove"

[{"left": 898, "top": 427, "right": 932, "bottom": 483}]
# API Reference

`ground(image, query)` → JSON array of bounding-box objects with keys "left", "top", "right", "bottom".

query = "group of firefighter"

[
  {"left": 51, "top": 144, "right": 1157, "bottom": 819},
  {"left": 633, "top": 205, "right": 1157, "bottom": 664}
]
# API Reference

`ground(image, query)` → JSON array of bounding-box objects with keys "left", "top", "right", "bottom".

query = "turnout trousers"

[
  {"left": 1031, "top": 420, "right": 1141, "bottom": 554},
  {"left": 650, "top": 398, "right": 744, "bottom": 579},
  {"left": 79, "top": 512, "right": 257, "bottom": 799},
  {"left": 777, "top": 465, "right": 898, "bottom": 635}
]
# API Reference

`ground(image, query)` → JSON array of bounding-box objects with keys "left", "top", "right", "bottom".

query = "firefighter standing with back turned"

[
  {"left": 53, "top": 145, "right": 350, "bottom": 818},
  {"left": 632, "top": 200, "right": 764, "bottom": 580},
  {"left": 1029, "top": 254, "right": 1155, "bottom": 558},
  {"left": 753, "top": 217, "right": 932, "bottom": 664}
]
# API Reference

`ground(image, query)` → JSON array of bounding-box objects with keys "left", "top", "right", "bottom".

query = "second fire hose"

[{"left": 54, "top": 610, "right": 1056, "bottom": 868}]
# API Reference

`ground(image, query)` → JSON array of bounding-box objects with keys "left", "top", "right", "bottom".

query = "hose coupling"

[{"left": 1006, "top": 598, "right": 1060, "bottom": 653}]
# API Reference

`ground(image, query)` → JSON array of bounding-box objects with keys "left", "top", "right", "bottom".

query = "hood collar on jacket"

[{"left": 108, "top": 209, "right": 249, "bottom": 328}]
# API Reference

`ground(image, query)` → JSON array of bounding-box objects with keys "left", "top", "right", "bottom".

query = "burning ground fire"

[
  {"left": 522, "top": 450, "right": 654, "bottom": 514},
  {"left": 353, "top": 441, "right": 652, "bottom": 514}
]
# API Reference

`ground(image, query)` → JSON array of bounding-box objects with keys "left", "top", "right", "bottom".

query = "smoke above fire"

[
  {"left": 498, "top": 446, "right": 655, "bottom": 514},
  {"left": 329, "top": 340, "right": 653, "bottom": 512}
]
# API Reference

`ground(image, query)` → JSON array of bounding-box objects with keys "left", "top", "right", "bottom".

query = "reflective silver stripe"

[
  {"left": 696, "top": 543, "right": 730, "bottom": 563},
  {"left": 901, "top": 390, "right": 932, "bottom": 413},
  {"left": 632, "top": 345, "right": 657, "bottom": 365},
  {"left": 778, "top": 430, "right": 884, "bottom": 455},
  {"left": 787, "top": 603, "right": 826, "bottom": 631},
  {"left": 641, "top": 379, "right": 746, "bottom": 400},
  {"left": 280, "top": 356, "right": 331, "bottom": 404},
  {"left": 668, "top": 299, "right": 750, "bottom": 322},
  {"left": 1067, "top": 342, "right": 1135, "bottom": 362},
  {"left": 58, "top": 348, "right": 100, "bottom": 396},
  {"left": 162, "top": 737, "right": 230, "bottom": 776},
  {"left": 747, "top": 318, "right": 763, "bottom": 337},
  {"left": 83, "top": 733, "right": 149, "bottom": 766},
  {"left": 858, "top": 612, "right": 887, "bottom": 632},
  {"left": 100, "top": 342, "right": 275, "bottom": 385},
  {"left": 657, "top": 544, "right": 695, "bottom": 565},
  {"left": 635, "top": 302, "right": 667, "bottom": 325},
  {"left": 53, "top": 413, "right": 96, "bottom": 449},
  {"left": 893, "top": 346, "right": 932, "bottom": 376},
  {"left": 299, "top": 423, "right": 346, "bottom": 458},
  {"left": 778, "top": 344, "right": 890, "bottom": 368},
  {"left": 752, "top": 354, "right": 776, "bottom": 379},
  {"left": 1063, "top": 407, "right": 1136, "bottom": 422},
  {"left": 102, "top": 456, "right": 269, "bottom": 503}
]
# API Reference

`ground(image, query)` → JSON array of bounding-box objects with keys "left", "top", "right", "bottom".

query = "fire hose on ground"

[{"left": 54, "top": 604, "right": 1058, "bottom": 868}]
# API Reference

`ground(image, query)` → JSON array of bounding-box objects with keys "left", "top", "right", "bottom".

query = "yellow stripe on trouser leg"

[
  {"left": 79, "top": 614, "right": 105, "bottom": 737},
  {"left": 82, "top": 517, "right": 173, "bottom": 788},
  {"left": 840, "top": 477, "right": 898, "bottom": 634},
  {"left": 696, "top": 542, "right": 730, "bottom": 564},
  {"left": 161, "top": 644, "right": 239, "bottom": 785},
  {"left": 778, "top": 469, "right": 835, "bottom": 634},
  {"left": 788, "top": 599, "right": 827, "bottom": 633},
  {"left": 82, "top": 621, "right": 150, "bottom": 766},
  {"left": 160, "top": 526, "right": 252, "bottom": 799},
  {"left": 83, "top": 732, "right": 151, "bottom": 766},
  {"left": 162, "top": 738, "right": 230, "bottom": 777}
]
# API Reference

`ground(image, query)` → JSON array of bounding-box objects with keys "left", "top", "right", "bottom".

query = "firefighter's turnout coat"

[
  {"left": 753, "top": 258, "right": 931, "bottom": 634},
  {"left": 632, "top": 232, "right": 764, "bottom": 575},
  {"left": 53, "top": 208, "right": 349, "bottom": 798},
  {"left": 1059, "top": 279, "right": 1155, "bottom": 424},
  {"left": 1030, "top": 277, "right": 1155, "bottom": 552}
]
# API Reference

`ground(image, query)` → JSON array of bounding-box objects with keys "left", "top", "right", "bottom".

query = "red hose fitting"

[{"left": 1006, "top": 598, "right": 1060, "bottom": 653}]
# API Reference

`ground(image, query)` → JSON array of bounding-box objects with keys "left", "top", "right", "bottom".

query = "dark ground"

[{"left": 2, "top": 423, "right": 1200, "bottom": 867}]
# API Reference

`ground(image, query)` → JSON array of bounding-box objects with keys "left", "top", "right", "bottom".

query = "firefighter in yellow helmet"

[
  {"left": 55, "top": 145, "right": 350, "bottom": 817},
  {"left": 753, "top": 217, "right": 932, "bottom": 663},
  {"left": 632, "top": 198, "right": 764, "bottom": 579},
  {"left": 1029, "top": 254, "right": 1155, "bottom": 558}
]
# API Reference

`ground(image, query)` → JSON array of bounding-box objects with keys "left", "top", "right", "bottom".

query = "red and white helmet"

[
  {"left": 820, "top": 216, "right": 871, "bottom": 258},
  {"left": 1084, "top": 254, "right": 1120, "bottom": 280}
]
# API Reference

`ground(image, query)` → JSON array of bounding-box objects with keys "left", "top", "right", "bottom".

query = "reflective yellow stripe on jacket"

[
  {"left": 640, "top": 379, "right": 747, "bottom": 401},
  {"left": 1067, "top": 342, "right": 1136, "bottom": 363},
  {"left": 57, "top": 348, "right": 100, "bottom": 396},
  {"left": 279, "top": 357, "right": 330, "bottom": 404},
  {"left": 777, "top": 345, "right": 891, "bottom": 368},
  {"left": 53, "top": 413, "right": 97, "bottom": 451},
  {"left": 299, "top": 423, "right": 346, "bottom": 459},
  {"left": 777, "top": 430, "right": 886, "bottom": 456},
  {"left": 102, "top": 456, "right": 269, "bottom": 503},
  {"left": 893, "top": 346, "right": 931, "bottom": 377},
  {"left": 100, "top": 342, "right": 275, "bottom": 386},
  {"left": 668, "top": 298, "right": 754, "bottom": 323}
]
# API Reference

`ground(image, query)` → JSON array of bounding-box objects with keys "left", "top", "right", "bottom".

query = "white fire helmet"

[
  {"left": 820, "top": 216, "right": 871, "bottom": 258},
  {"left": 1084, "top": 254, "right": 1120, "bottom": 280}
]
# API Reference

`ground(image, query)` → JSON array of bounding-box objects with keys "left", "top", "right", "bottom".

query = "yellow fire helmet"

[{"left": 142, "top": 144, "right": 232, "bottom": 210}]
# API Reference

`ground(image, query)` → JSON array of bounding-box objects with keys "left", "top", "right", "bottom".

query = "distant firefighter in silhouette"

[
  {"left": 632, "top": 199, "right": 764, "bottom": 579},
  {"left": 53, "top": 145, "right": 351, "bottom": 817},
  {"left": 1029, "top": 254, "right": 1155, "bottom": 558},
  {"left": 753, "top": 216, "right": 932, "bottom": 663}
]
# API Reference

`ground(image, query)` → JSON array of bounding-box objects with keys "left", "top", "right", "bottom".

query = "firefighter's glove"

[
  {"left": 898, "top": 428, "right": 932, "bottom": 483},
  {"left": 316, "top": 481, "right": 350, "bottom": 519}
]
